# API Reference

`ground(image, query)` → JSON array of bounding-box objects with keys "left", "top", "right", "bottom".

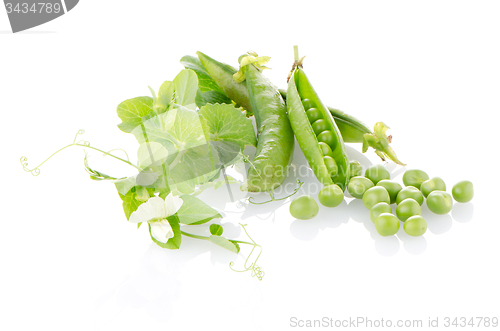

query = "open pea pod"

[{"left": 287, "top": 67, "right": 350, "bottom": 190}]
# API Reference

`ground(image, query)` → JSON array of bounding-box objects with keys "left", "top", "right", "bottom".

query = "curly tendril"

[
  {"left": 20, "top": 129, "right": 140, "bottom": 177},
  {"left": 229, "top": 224, "right": 265, "bottom": 281}
]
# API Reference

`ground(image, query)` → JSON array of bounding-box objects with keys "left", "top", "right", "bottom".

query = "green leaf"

[
  {"left": 114, "top": 176, "right": 138, "bottom": 195},
  {"left": 199, "top": 103, "right": 257, "bottom": 149},
  {"left": 209, "top": 224, "right": 223, "bottom": 236},
  {"left": 177, "top": 194, "right": 222, "bottom": 225},
  {"left": 173, "top": 69, "right": 198, "bottom": 109},
  {"left": 118, "top": 187, "right": 145, "bottom": 220},
  {"left": 137, "top": 142, "right": 169, "bottom": 168},
  {"left": 149, "top": 214, "right": 182, "bottom": 249},
  {"left": 209, "top": 235, "right": 240, "bottom": 254},
  {"left": 117, "top": 96, "right": 154, "bottom": 133},
  {"left": 155, "top": 81, "right": 174, "bottom": 114}
]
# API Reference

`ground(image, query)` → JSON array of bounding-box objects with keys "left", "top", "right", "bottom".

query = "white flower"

[{"left": 129, "top": 193, "right": 183, "bottom": 243}]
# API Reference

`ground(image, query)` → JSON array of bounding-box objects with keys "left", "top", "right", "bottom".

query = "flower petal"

[
  {"left": 147, "top": 196, "right": 168, "bottom": 219},
  {"left": 150, "top": 219, "right": 174, "bottom": 243},
  {"left": 129, "top": 196, "right": 166, "bottom": 223},
  {"left": 164, "top": 192, "right": 183, "bottom": 217}
]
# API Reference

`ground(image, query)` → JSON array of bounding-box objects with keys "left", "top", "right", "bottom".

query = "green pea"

[
  {"left": 370, "top": 202, "right": 392, "bottom": 223},
  {"left": 349, "top": 160, "right": 362, "bottom": 178},
  {"left": 312, "top": 119, "right": 328, "bottom": 136},
  {"left": 318, "top": 142, "right": 333, "bottom": 157},
  {"left": 420, "top": 177, "right": 446, "bottom": 198},
  {"left": 426, "top": 191, "right": 453, "bottom": 215},
  {"left": 290, "top": 195, "right": 319, "bottom": 220},
  {"left": 452, "top": 180, "right": 474, "bottom": 203},
  {"left": 402, "top": 169, "right": 429, "bottom": 189},
  {"left": 374, "top": 213, "right": 400, "bottom": 236},
  {"left": 376, "top": 180, "right": 402, "bottom": 204},
  {"left": 396, "top": 186, "right": 424, "bottom": 205},
  {"left": 317, "top": 130, "right": 336, "bottom": 150},
  {"left": 306, "top": 108, "right": 321, "bottom": 122},
  {"left": 364, "top": 164, "right": 390, "bottom": 185},
  {"left": 362, "top": 186, "right": 390, "bottom": 209},
  {"left": 347, "top": 176, "right": 374, "bottom": 199},
  {"left": 323, "top": 156, "right": 338, "bottom": 175},
  {"left": 404, "top": 215, "right": 427, "bottom": 236},
  {"left": 302, "top": 98, "right": 314, "bottom": 110},
  {"left": 396, "top": 198, "right": 421, "bottom": 222},
  {"left": 318, "top": 184, "right": 344, "bottom": 207}
]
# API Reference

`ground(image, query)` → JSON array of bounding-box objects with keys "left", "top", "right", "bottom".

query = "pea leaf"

[
  {"left": 199, "top": 103, "right": 257, "bottom": 149},
  {"left": 209, "top": 235, "right": 240, "bottom": 254},
  {"left": 118, "top": 187, "right": 145, "bottom": 220},
  {"left": 177, "top": 194, "right": 222, "bottom": 225},
  {"left": 154, "top": 80, "right": 174, "bottom": 114},
  {"left": 117, "top": 96, "right": 154, "bottom": 133},
  {"left": 209, "top": 224, "right": 223, "bottom": 236},
  {"left": 137, "top": 142, "right": 169, "bottom": 168},
  {"left": 173, "top": 69, "right": 198, "bottom": 109},
  {"left": 149, "top": 214, "right": 182, "bottom": 250}
]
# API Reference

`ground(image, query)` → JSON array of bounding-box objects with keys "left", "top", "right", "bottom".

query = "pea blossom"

[{"left": 129, "top": 192, "right": 183, "bottom": 243}]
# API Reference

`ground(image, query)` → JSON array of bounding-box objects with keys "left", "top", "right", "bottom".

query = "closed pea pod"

[
  {"left": 234, "top": 53, "right": 294, "bottom": 192},
  {"left": 286, "top": 49, "right": 350, "bottom": 189}
]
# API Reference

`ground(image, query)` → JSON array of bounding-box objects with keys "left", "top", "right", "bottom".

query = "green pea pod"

[
  {"left": 196, "top": 51, "right": 253, "bottom": 115},
  {"left": 236, "top": 56, "right": 294, "bottom": 192},
  {"left": 193, "top": 51, "right": 404, "bottom": 165},
  {"left": 287, "top": 66, "right": 350, "bottom": 189}
]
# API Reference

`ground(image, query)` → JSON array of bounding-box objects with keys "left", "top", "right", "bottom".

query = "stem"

[
  {"left": 294, "top": 45, "right": 299, "bottom": 63},
  {"left": 180, "top": 230, "right": 254, "bottom": 246},
  {"left": 78, "top": 144, "right": 140, "bottom": 170}
]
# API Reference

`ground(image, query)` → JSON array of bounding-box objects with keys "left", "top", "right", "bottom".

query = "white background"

[{"left": 1, "top": 1, "right": 499, "bottom": 330}]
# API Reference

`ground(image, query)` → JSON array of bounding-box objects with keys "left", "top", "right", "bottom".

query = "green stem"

[
  {"left": 78, "top": 144, "right": 140, "bottom": 170},
  {"left": 180, "top": 230, "right": 254, "bottom": 246},
  {"left": 294, "top": 45, "right": 299, "bottom": 63}
]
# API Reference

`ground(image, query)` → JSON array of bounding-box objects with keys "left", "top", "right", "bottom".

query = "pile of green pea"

[{"left": 289, "top": 163, "right": 474, "bottom": 237}]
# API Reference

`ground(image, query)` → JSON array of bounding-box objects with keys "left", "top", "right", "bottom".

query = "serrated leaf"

[
  {"left": 173, "top": 69, "right": 198, "bottom": 109},
  {"left": 209, "top": 224, "right": 223, "bottom": 236},
  {"left": 199, "top": 103, "right": 257, "bottom": 149},
  {"left": 177, "top": 194, "right": 222, "bottom": 225},
  {"left": 149, "top": 214, "right": 182, "bottom": 249},
  {"left": 209, "top": 235, "right": 240, "bottom": 254},
  {"left": 117, "top": 96, "right": 154, "bottom": 133}
]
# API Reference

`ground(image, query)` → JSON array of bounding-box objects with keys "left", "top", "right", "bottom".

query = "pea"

[
  {"left": 323, "top": 156, "right": 338, "bottom": 175},
  {"left": 374, "top": 213, "right": 400, "bottom": 236},
  {"left": 402, "top": 169, "right": 429, "bottom": 189},
  {"left": 312, "top": 119, "right": 329, "bottom": 136},
  {"left": 318, "top": 142, "right": 333, "bottom": 157},
  {"left": 364, "top": 164, "right": 390, "bottom": 185},
  {"left": 302, "top": 98, "right": 314, "bottom": 110},
  {"left": 362, "top": 186, "right": 390, "bottom": 209},
  {"left": 396, "top": 198, "right": 421, "bottom": 222},
  {"left": 452, "top": 180, "right": 474, "bottom": 203},
  {"left": 396, "top": 186, "right": 424, "bottom": 205},
  {"left": 420, "top": 177, "right": 446, "bottom": 198},
  {"left": 318, "top": 184, "right": 344, "bottom": 207},
  {"left": 317, "top": 130, "right": 336, "bottom": 150},
  {"left": 306, "top": 108, "right": 321, "bottom": 123},
  {"left": 347, "top": 176, "right": 374, "bottom": 199},
  {"left": 370, "top": 202, "right": 392, "bottom": 223},
  {"left": 290, "top": 195, "right": 319, "bottom": 220},
  {"left": 426, "top": 191, "right": 453, "bottom": 215},
  {"left": 349, "top": 160, "right": 362, "bottom": 178},
  {"left": 403, "top": 215, "right": 427, "bottom": 236},
  {"left": 376, "top": 180, "right": 402, "bottom": 204}
]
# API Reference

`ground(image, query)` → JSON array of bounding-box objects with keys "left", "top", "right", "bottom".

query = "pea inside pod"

[{"left": 287, "top": 66, "right": 350, "bottom": 189}]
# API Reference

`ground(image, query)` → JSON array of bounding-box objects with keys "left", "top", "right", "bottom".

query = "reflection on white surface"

[{"left": 452, "top": 203, "right": 474, "bottom": 223}]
